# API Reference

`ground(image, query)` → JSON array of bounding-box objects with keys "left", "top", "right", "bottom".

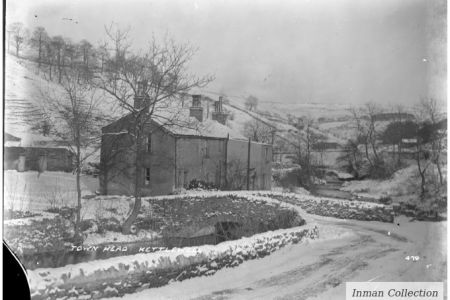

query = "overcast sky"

[{"left": 7, "top": 0, "right": 447, "bottom": 106}]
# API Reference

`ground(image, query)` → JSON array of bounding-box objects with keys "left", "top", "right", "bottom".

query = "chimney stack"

[
  {"left": 134, "top": 81, "right": 148, "bottom": 110},
  {"left": 189, "top": 95, "right": 204, "bottom": 122},
  {"left": 212, "top": 96, "right": 228, "bottom": 125}
]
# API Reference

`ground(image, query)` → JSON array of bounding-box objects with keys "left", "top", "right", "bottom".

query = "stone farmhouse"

[{"left": 100, "top": 87, "right": 272, "bottom": 196}]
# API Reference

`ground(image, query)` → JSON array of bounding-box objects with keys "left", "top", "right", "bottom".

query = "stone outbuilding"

[{"left": 4, "top": 133, "right": 74, "bottom": 172}]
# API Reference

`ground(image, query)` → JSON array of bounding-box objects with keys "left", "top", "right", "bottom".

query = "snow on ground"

[
  {"left": 4, "top": 170, "right": 99, "bottom": 212},
  {"left": 83, "top": 230, "right": 160, "bottom": 245},
  {"left": 27, "top": 222, "right": 327, "bottom": 291},
  {"left": 107, "top": 216, "right": 446, "bottom": 300},
  {"left": 3, "top": 212, "right": 58, "bottom": 226},
  {"left": 258, "top": 102, "right": 353, "bottom": 120},
  {"left": 341, "top": 164, "right": 446, "bottom": 201},
  {"left": 341, "top": 165, "right": 417, "bottom": 199}
]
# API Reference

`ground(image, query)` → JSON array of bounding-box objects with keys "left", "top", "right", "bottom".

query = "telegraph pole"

[{"left": 247, "top": 138, "right": 251, "bottom": 190}]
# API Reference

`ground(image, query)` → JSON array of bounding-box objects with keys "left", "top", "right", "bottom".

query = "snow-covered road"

[{"left": 109, "top": 215, "right": 446, "bottom": 300}]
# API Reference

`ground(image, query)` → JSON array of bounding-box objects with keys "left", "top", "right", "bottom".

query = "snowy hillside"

[
  {"left": 198, "top": 91, "right": 345, "bottom": 147},
  {"left": 259, "top": 101, "right": 353, "bottom": 120},
  {"left": 6, "top": 54, "right": 346, "bottom": 153}
]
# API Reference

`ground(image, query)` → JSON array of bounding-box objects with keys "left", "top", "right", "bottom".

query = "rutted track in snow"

[{"left": 111, "top": 215, "right": 446, "bottom": 300}]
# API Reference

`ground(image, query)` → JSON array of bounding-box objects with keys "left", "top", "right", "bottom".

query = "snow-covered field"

[{"left": 4, "top": 170, "right": 99, "bottom": 212}]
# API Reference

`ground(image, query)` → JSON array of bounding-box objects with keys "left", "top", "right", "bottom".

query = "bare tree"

[
  {"left": 415, "top": 124, "right": 432, "bottom": 199},
  {"left": 350, "top": 107, "right": 373, "bottom": 168},
  {"left": 96, "top": 41, "right": 110, "bottom": 73},
  {"left": 291, "top": 118, "right": 318, "bottom": 187},
  {"left": 63, "top": 39, "right": 77, "bottom": 69},
  {"left": 79, "top": 40, "right": 93, "bottom": 68},
  {"left": 97, "top": 29, "right": 212, "bottom": 234},
  {"left": 350, "top": 103, "right": 383, "bottom": 168},
  {"left": 50, "top": 36, "right": 66, "bottom": 83},
  {"left": 245, "top": 95, "right": 258, "bottom": 111},
  {"left": 29, "top": 26, "right": 49, "bottom": 68},
  {"left": 8, "top": 22, "right": 28, "bottom": 57},
  {"left": 44, "top": 40, "right": 56, "bottom": 80},
  {"left": 365, "top": 103, "right": 382, "bottom": 163},
  {"left": 243, "top": 119, "right": 273, "bottom": 144},
  {"left": 419, "top": 98, "right": 446, "bottom": 186},
  {"left": 337, "top": 139, "right": 363, "bottom": 178},
  {"left": 303, "top": 118, "right": 320, "bottom": 178},
  {"left": 37, "top": 68, "right": 105, "bottom": 241}
]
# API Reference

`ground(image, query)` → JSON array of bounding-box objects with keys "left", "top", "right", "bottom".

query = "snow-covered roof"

[
  {"left": 152, "top": 108, "right": 245, "bottom": 139},
  {"left": 5, "top": 133, "right": 21, "bottom": 142},
  {"left": 107, "top": 106, "right": 246, "bottom": 140}
]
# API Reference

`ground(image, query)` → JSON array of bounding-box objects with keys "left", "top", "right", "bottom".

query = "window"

[
  {"left": 144, "top": 168, "right": 150, "bottom": 185},
  {"left": 183, "top": 170, "right": 188, "bottom": 187},
  {"left": 205, "top": 143, "right": 209, "bottom": 158},
  {"left": 265, "top": 147, "right": 270, "bottom": 162},
  {"left": 177, "top": 169, "right": 183, "bottom": 187},
  {"left": 146, "top": 134, "right": 152, "bottom": 153}
]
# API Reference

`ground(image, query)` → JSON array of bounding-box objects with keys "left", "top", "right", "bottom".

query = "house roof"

[
  {"left": 5, "top": 133, "right": 21, "bottom": 142},
  {"left": 104, "top": 98, "right": 246, "bottom": 140},
  {"left": 153, "top": 115, "right": 245, "bottom": 140}
]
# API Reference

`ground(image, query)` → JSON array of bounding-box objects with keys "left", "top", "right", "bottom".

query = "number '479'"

[{"left": 405, "top": 256, "right": 420, "bottom": 261}]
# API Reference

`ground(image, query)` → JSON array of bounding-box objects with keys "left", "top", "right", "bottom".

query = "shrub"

[
  {"left": 272, "top": 167, "right": 302, "bottom": 188},
  {"left": 368, "top": 158, "right": 396, "bottom": 179},
  {"left": 187, "top": 179, "right": 218, "bottom": 190},
  {"left": 96, "top": 217, "right": 121, "bottom": 234},
  {"left": 82, "top": 162, "right": 100, "bottom": 177},
  {"left": 379, "top": 196, "right": 392, "bottom": 205}
]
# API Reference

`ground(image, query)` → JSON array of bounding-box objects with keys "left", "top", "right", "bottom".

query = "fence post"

[{"left": 247, "top": 138, "right": 251, "bottom": 190}]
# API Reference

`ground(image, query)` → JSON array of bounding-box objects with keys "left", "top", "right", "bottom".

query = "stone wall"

[
  {"left": 258, "top": 192, "right": 394, "bottom": 223},
  {"left": 29, "top": 226, "right": 319, "bottom": 300}
]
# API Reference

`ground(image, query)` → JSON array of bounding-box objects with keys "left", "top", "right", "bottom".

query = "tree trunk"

[
  {"left": 436, "top": 156, "right": 443, "bottom": 186},
  {"left": 419, "top": 170, "right": 426, "bottom": 199},
  {"left": 416, "top": 145, "right": 427, "bottom": 199},
  {"left": 364, "top": 141, "right": 373, "bottom": 167},
  {"left": 74, "top": 133, "right": 82, "bottom": 242},
  {"left": 371, "top": 138, "right": 379, "bottom": 162},
  {"left": 122, "top": 130, "right": 143, "bottom": 234},
  {"left": 392, "top": 143, "right": 396, "bottom": 162},
  {"left": 38, "top": 37, "right": 42, "bottom": 69},
  {"left": 434, "top": 139, "right": 444, "bottom": 186},
  {"left": 58, "top": 52, "right": 62, "bottom": 83}
]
